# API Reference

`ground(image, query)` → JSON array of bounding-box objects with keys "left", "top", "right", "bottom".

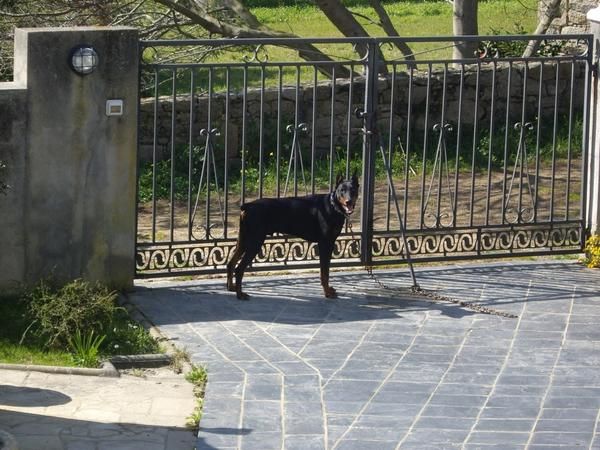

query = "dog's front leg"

[{"left": 318, "top": 242, "right": 336, "bottom": 298}]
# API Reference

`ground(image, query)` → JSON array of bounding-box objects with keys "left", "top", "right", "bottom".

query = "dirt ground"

[{"left": 137, "top": 159, "right": 581, "bottom": 243}]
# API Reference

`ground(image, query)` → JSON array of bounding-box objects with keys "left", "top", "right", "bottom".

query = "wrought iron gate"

[{"left": 135, "top": 34, "right": 592, "bottom": 277}]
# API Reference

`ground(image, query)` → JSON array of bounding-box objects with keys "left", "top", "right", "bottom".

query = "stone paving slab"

[
  {"left": 130, "top": 260, "right": 600, "bottom": 450},
  {"left": 0, "top": 368, "right": 196, "bottom": 450}
]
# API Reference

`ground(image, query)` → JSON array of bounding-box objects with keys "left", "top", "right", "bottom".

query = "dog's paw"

[
  {"left": 324, "top": 286, "right": 337, "bottom": 299},
  {"left": 227, "top": 282, "right": 236, "bottom": 292},
  {"left": 237, "top": 291, "right": 250, "bottom": 301}
]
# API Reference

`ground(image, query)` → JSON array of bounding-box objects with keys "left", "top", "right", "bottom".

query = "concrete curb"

[
  {"left": 0, "top": 354, "right": 178, "bottom": 375},
  {"left": 121, "top": 293, "right": 194, "bottom": 375},
  {"left": 0, "top": 361, "right": 119, "bottom": 377},
  {"left": 109, "top": 353, "right": 172, "bottom": 369}
]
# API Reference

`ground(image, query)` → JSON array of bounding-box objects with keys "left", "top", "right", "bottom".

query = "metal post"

[
  {"left": 586, "top": 8, "right": 600, "bottom": 235},
  {"left": 360, "top": 41, "right": 378, "bottom": 266}
]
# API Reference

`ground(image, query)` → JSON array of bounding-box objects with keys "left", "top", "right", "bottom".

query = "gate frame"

[{"left": 135, "top": 34, "right": 594, "bottom": 278}]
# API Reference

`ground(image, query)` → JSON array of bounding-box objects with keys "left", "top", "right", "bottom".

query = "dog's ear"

[
  {"left": 351, "top": 170, "right": 359, "bottom": 185},
  {"left": 335, "top": 173, "right": 344, "bottom": 187}
]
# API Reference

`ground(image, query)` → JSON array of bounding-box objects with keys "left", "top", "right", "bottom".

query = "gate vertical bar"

[
  {"left": 360, "top": 40, "right": 378, "bottom": 265},
  {"left": 584, "top": 11, "right": 598, "bottom": 236}
]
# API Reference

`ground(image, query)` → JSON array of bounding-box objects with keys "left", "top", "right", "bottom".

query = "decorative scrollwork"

[
  {"left": 283, "top": 122, "right": 310, "bottom": 197},
  {"left": 136, "top": 224, "right": 582, "bottom": 276},
  {"left": 141, "top": 46, "right": 160, "bottom": 64},
  {"left": 423, "top": 122, "right": 456, "bottom": 229},
  {"left": 575, "top": 38, "right": 591, "bottom": 58},
  {"left": 191, "top": 127, "right": 226, "bottom": 241},
  {"left": 243, "top": 44, "right": 269, "bottom": 63},
  {"left": 504, "top": 122, "right": 536, "bottom": 225}
]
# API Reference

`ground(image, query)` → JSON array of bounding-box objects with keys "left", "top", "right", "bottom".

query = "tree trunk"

[
  {"left": 313, "top": 0, "right": 390, "bottom": 73},
  {"left": 367, "top": 0, "right": 414, "bottom": 63},
  {"left": 313, "top": 0, "right": 371, "bottom": 59},
  {"left": 522, "top": 0, "right": 562, "bottom": 57},
  {"left": 153, "top": 0, "right": 351, "bottom": 77},
  {"left": 452, "top": 0, "right": 478, "bottom": 61}
]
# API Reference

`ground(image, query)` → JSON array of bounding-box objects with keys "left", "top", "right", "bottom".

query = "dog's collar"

[{"left": 329, "top": 192, "right": 349, "bottom": 217}]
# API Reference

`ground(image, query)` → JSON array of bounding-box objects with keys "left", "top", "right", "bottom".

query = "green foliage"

[
  {"left": 137, "top": 144, "right": 206, "bottom": 203},
  {"left": 137, "top": 113, "right": 583, "bottom": 202},
  {"left": 186, "top": 364, "right": 208, "bottom": 386},
  {"left": 68, "top": 329, "right": 106, "bottom": 368},
  {"left": 185, "top": 364, "right": 208, "bottom": 429},
  {"left": 1, "top": 280, "right": 160, "bottom": 366},
  {"left": 584, "top": 235, "right": 600, "bottom": 269},
  {"left": 25, "top": 279, "right": 119, "bottom": 348},
  {"left": 479, "top": 24, "right": 568, "bottom": 58},
  {"left": 103, "top": 309, "right": 160, "bottom": 355},
  {"left": 0, "top": 294, "right": 74, "bottom": 366}
]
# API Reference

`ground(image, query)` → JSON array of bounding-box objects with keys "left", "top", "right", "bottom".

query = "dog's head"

[{"left": 334, "top": 171, "right": 360, "bottom": 216}]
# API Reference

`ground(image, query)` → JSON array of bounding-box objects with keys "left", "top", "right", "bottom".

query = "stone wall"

[
  {"left": 546, "top": 0, "right": 597, "bottom": 34},
  {"left": 139, "top": 60, "right": 586, "bottom": 162}
]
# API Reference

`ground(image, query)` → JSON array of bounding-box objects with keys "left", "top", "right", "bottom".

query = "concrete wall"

[
  {"left": 0, "top": 84, "right": 27, "bottom": 288},
  {"left": 0, "top": 27, "right": 139, "bottom": 290}
]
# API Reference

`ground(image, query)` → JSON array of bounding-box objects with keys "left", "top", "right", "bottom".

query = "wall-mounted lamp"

[{"left": 69, "top": 45, "right": 99, "bottom": 75}]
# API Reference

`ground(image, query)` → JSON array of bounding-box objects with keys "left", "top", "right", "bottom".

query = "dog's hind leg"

[
  {"left": 234, "top": 239, "right": 264, "bottom": 300},
  {"left": 226, "top": 245, "right": 244, "bottom": 292},
  {"left": 227, "top": 211, "right": 248, "bottom": 292}
]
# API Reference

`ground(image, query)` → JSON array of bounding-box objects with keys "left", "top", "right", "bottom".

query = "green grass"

[
  {"left": 0, "top": 340, "right": 74, "bottom": 366},
  {"left": 0, "top": 282, "right": 160, "bottom": 368},
  {"left": 253, "top": 0, "right": 538, "bottom": 38},
  {"left": 141, "top": 0, "right": 540, "bottom": 95},
  {"left": 0, "top": 295, "right": 75, "bottom": 366},
  {"left": 250, "top": 0, "right": 538, "bottom": 61}
]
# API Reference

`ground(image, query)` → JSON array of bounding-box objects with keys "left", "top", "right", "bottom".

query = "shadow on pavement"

[
  {"left": 0, "top": 385, "right": 71, "bottom": 407},
  {"left": 0, "top": 410, "right": 199, "bottom": 450},
  {"left": 131, "top": 261, "right": 596, "bottom": 327}
]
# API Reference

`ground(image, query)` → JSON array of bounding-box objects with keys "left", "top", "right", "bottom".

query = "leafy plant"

[
  {"left": 186, "top": 364, "right": 208, "bottom": 386},
  {"left": 185, "top": 364, "right": 208, "bottom": 429},
  {"left": 479, "top": 23, "right": 568, "bottom": 58},
  {"left": 25, "top": 278, "right": 119, "bottom": 348},
  {"left": 584, "top": 235, "right": 600, "bottom": 268},
  {"left": 2, "top": 281, "right": 160, "bottom": 367},
  {"left": 68, "top": 329, "right": 106, "bottom": 368},
  {"left": 103, "top": 309, "right": 160, "bottom": 355}
]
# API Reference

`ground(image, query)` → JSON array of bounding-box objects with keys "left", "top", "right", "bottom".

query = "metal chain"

[{"left": 346, "top": 220, "right": 518, "bottom": 319}]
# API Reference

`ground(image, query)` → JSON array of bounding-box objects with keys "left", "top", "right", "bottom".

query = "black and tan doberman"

[{"left": 227, "top": 173, "right": 360, "bottom": 300}]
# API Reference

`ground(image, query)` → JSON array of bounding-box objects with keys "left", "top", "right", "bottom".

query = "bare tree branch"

[
  {"left": 219, "top": 0, "right": 264, "bottom": 30},
  {"left": 522, "top": 0, "right": 562, "bottom": 57},
  {"left": 152, "top": 0, "right": 351, "bottom": 76},
  {"left": 367, "top": 0, "right": 415, "bottom": 62}
]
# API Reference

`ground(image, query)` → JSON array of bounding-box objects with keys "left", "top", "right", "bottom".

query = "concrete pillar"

[
  {"left": 0, "top": 27, "right": 139, "bottom": 290},
  {"left": 587, "top": 8, "right": 600, "bottom": 235}
]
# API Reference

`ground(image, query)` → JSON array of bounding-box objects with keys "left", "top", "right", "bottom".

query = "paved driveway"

[{"left": 129, "top": 260, "right": 600, "bottom": 450}]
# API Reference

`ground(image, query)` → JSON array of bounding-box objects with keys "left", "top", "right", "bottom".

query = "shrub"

[
  {"left": 25, "top": 279, "right": 119, "bottom": 348},
  {"left": 584, "top": 235, "right": 600, "bottom": 269}
]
